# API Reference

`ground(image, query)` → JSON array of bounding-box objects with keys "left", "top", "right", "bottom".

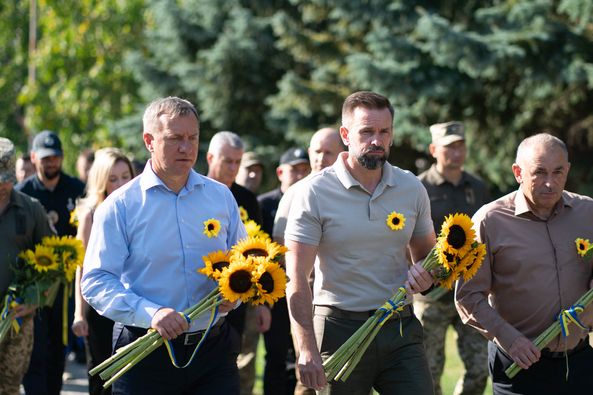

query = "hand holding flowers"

[
  {"left": 90, "top": 233, "right": 288, "bottom": 389},
  {"left": 505, "top": 237, "right": 593, "bottom": 379},
  {"left": 323, "top": 213, "right": 486, "bottom": 383}
]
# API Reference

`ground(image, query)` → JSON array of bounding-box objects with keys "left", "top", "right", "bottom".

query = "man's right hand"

[
  {"left": 507, "top": 336, "right": 541, "bottom": 369},
  {"left": 297, "top": 347, "right": 327, "bottom": 391},
  {"left": 150, "top": 307, "right": 189, "bottom": 340}
]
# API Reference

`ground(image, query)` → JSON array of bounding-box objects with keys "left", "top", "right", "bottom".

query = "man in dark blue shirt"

[{"left": 16, "top": 130, "right": 84, "bottom": 395}]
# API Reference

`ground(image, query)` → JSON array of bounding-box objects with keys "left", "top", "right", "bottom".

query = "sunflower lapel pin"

[
  {"left": 203, "top": 218, "right": 221, "bottom": 238},
  {"left": 575, "top": 238, "right": 593, "bottom": 260},
  {"left": 386, "top": 211, "right": 406, "bottom": 231}
]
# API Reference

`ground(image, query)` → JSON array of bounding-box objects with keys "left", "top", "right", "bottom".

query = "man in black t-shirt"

[{"left": 16, "top": 130, "right": 84, "bottom": 395}]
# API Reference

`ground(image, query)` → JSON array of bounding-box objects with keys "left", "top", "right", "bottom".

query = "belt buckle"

[{"left": 183, "top": 331, "right": 202, "bottom": 346}]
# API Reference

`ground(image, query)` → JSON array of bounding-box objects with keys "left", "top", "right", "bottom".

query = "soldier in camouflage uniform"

[
  {"left": 415, "top": 122, "right": 490, "bottom": 395},
  {"left": 0, "top": 137, "right": 53, "bottom": 394}
]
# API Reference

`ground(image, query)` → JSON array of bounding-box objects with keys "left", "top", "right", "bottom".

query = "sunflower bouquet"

[
  {"left": 323, "top": 213, "right": 486, "bottom": 383},
  {"left": 505, "top": 237, "right": 593, "bottom": 379},
  {"left": 0, "top": 235, "right": 84, "bottom": 345},
  {"left": 90, "top": 234, "right": 288, "bottom": 389}
]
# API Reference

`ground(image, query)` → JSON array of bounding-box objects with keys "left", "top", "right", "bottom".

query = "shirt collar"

[
  {"left": 333, "top": 152, "right": 397, "bottom": 190},
  {"left": 513, "top": 188, "right": 572, "bottom": 217},
  {"left": 139, "top": 160, "right": 204, "bottom": 193},
  {"left": 425, "top": 164, "right": 469, "bottom": 186}
]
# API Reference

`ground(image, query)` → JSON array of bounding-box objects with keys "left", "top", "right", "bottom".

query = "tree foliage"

[{"left": 2, "top": 0, "right": 593, "bottom": 193}]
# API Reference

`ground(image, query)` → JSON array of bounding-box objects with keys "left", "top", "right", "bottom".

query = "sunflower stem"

[{"left": 505, "top": 287, "right": 593, "bottom": 379}]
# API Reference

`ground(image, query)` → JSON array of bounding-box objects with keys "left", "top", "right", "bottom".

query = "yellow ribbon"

[
  {"left": 62, "top": 282, "right": 71, "bottom": 346},
  {"left": 377, "top": 287, "right": 407, "bottom": 335},
  {"left": 1, "top": 292, "right": 22, "bottom": 334}
]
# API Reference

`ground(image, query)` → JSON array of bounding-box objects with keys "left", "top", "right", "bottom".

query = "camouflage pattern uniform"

[
  {"left": 417, "top": 157, "right": 490, "bottom": 395},
  {"left": 415, "top": 295, "right": 488, "bottom": 395},
  {"left": 0, "top": 315, "right": 34, "bottom": 395}
]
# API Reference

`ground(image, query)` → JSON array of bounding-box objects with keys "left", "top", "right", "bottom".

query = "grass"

[{"left": 252, "top": 327, "right": 492, "bottom": 395}]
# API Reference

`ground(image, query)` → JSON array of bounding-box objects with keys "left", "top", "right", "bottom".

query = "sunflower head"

[
  {"left": 42, "top": 235, "right": 85, "bottom": 275},
  {"left": 436, "top": 244, "right": 458, "bottom": 272},
  {"left": 251, "top": 257, "right": 287, "bottom": 305},
  {"left": 438, "top": 213, "right": 475, "bottom": 257},
  {"left": 26, "top": 244, "right": 60, "bottom": 273},
  {"left": 232, "top": 237, "right": 287, "bottom": 262},
  {"left": 239, "top": 206, "right": 249, "bottom": 222},
  {"left": 203, "top": 218, "right": 221, "bottom": 238},
  {"left": 386, "top": 211, "right": 406, "bottom": 231},
  {"left": 218, "top": 258, "right": 256, "bottom": 302},
  {"left": 199, "top": 250, "right": 232, "bottom": 280},
  {"left": 461, "top": 243, "right": 487, "bottom": 282},
  {"left": 575, "top": 238, "right": 591, "bottom": 257},
  {"left": 244, "top": 220, "right": 269, "bottom": 239}
]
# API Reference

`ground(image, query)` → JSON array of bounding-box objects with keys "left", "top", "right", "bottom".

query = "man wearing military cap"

[
  {"left": 17, "top": 130, "right": 85, "bottom": 395},
  {"left": 0, "top": 137, "right": 54, "bottom": 394},
  {"left": 236, "top": 151, "right": 265, "bottom": 194},
  {"left": 415, "top": 121, "right": 490, "bottom": 395}
]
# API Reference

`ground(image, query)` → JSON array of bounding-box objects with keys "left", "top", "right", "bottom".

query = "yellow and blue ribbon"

[
  {"left": 557, "top": 304, "right": 587, "bottom": 337},
  {"left": 377, "top": 287, "right": 407, "bottom": 335},
  {"left": 1, "top": 292, "right": 23, "bottom": 334},
  {"left": 164, "top": 300, "right": 220, "bottom": 369}
]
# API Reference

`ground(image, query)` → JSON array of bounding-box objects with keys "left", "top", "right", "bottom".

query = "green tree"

[{"left": 17, "top": 0, "right": 144, "bottom": 171}]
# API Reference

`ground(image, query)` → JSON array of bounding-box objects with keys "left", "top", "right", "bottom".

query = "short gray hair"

[
  {"left": 142, "top": 97, "right": 199, "bottom": 134},
  {"left": 515, "top": 133, "right": 568, "bottom": 164},
  {"left": 207, "top": 131, "right": 244, "bottom": 154}
]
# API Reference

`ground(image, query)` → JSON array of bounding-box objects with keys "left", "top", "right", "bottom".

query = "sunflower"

[
  {"left": 438, "top": 266, "right": 462, "bottom": 290},
  {"left": 244, "top": 220, "right": 269, "bottom": 239},
  {"left": 438, "top": 213, "right": 475, "bottom": 258},
  {"left": 239, "top": 206, "right": 249, "bottom": 222},
  {"left": 21, "top": 245, "right": 59, "bottom": 272},
  {"left": 461, "top": 244, "right": 486, "bottom": 282},
  {"left": 232, "top": 237, "right": 287, "bottom": 262},
  {"left": 251, "top": 258, "right": 287, "bottom": 305},
  {"left": 43, "top": 235, "right": 85, "bottom": 270},
  {"left": 203, "top": 218, "right": 221, "bottom": 238},
  {"left": 386, "top": 211, "right": 406, "bottom": 231},
  {"left": 575, "top": 238, "right": 590, "bottom": 257},
  {"left": 436, "top": 243, "right": 458, "bottom": 272},
  {"left": 199, "top": 250, "right": 232, "bottom": 279},
  {"left": 218, "top": 258, "right": 256, "bottom": 302},
  {"left": 69, "top": 209, "right": 79, "bottom": 228}
]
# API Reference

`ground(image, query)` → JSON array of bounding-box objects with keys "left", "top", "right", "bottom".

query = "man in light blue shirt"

[{"left": 82, "top": 97, "right": 245, "bottom": 394}]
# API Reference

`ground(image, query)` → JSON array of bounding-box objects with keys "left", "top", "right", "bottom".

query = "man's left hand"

[
  {"left": 11, "top": 304, "right": 37, "bottom": 318},
  {"left": 405, "top": 262, "right": 434, "bottom": 294},
  {"left": 255, "top": 305, "right": 271, "bottom": 333}
]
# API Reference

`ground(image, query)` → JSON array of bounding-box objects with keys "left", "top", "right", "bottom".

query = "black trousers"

[
  {"left": 263, "top": 297, "right": 296, "bottom": 395},
  {"left": 22, "top": 285, "right": 66, "bottom": 395},
  {"left": 111, "top": 320, "right": 240, "bottom": 395},
  {"left": 488, "top": 340, "right": 593, "bottom": 395},
  {"left": 83, "top": 305, "right": 114, "bottom": 395}
]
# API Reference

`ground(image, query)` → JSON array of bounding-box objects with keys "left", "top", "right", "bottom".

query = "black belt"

[
  {"left": 126, "top": 317, "right": 225, "bottom": 347},
  {"left": 172, "top": 318, "right": 225, "bottom": 346},
  {"left": 540, "top": 337, "right": 589, "bottom": 359},
  {"left": 314, "top": 304, "right": 413, "bottom": 321}
]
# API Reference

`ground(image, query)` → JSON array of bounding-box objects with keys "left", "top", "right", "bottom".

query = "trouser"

[
  {"left": 488, "top": 339, "right": 593, "bottom": 395},
  {"left": 111, "top": 319, "right": 240, "bottom": 395},
  {"left": 83, "top": 305, "right": 115, "bottom": 395},
  {"left": 0, "top": 314, "right": 34, "bottom": 395},
  {"left": 238, "top": 306, "right": 258, "bottom": 395},
  {"left": 263, "top": 297, "right": 296, "bottom": 395},
  {"left": 23, "top": 286, "right": 67, "bottom": 395},
  {"left": 313, "top": 305, "right": 434, "bottom": 395},
  {"left": 415, "top": 297, "right": 488, "bottom": 395}
]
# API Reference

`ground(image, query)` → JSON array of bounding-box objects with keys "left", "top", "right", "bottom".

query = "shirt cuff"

[{"left": 134, "top": 300, "right": 162, "bottom": 329}]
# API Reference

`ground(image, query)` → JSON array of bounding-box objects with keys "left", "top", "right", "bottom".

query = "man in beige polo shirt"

[
  {"left": 456, "top": 133, "right": 593, "bottom": 395},
  {"left": 285, "top": 91, "right": 436, "bottom": 394}
]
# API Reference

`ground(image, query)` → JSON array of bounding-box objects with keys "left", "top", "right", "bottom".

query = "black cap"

[
  {"left": 32, "top": 130, "right": 63, "bottom": 159},
  {"left": 280, "top": 147, "right": 309, "bottom": 166}
]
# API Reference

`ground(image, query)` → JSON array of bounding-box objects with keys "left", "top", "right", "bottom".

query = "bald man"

[{"left": 456, "top": 133, "right": 593, "bottom": 395}]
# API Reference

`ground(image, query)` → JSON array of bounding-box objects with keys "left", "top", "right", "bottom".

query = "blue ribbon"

[
  {"left": 377, "top": 287, "right": 407, "bottom": 335},
  {"left": 163, "top": 300, "right": 220, "bottom": 369},
  {"left": 1, "top": 292, "right": 23, "bottom": 333}
]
